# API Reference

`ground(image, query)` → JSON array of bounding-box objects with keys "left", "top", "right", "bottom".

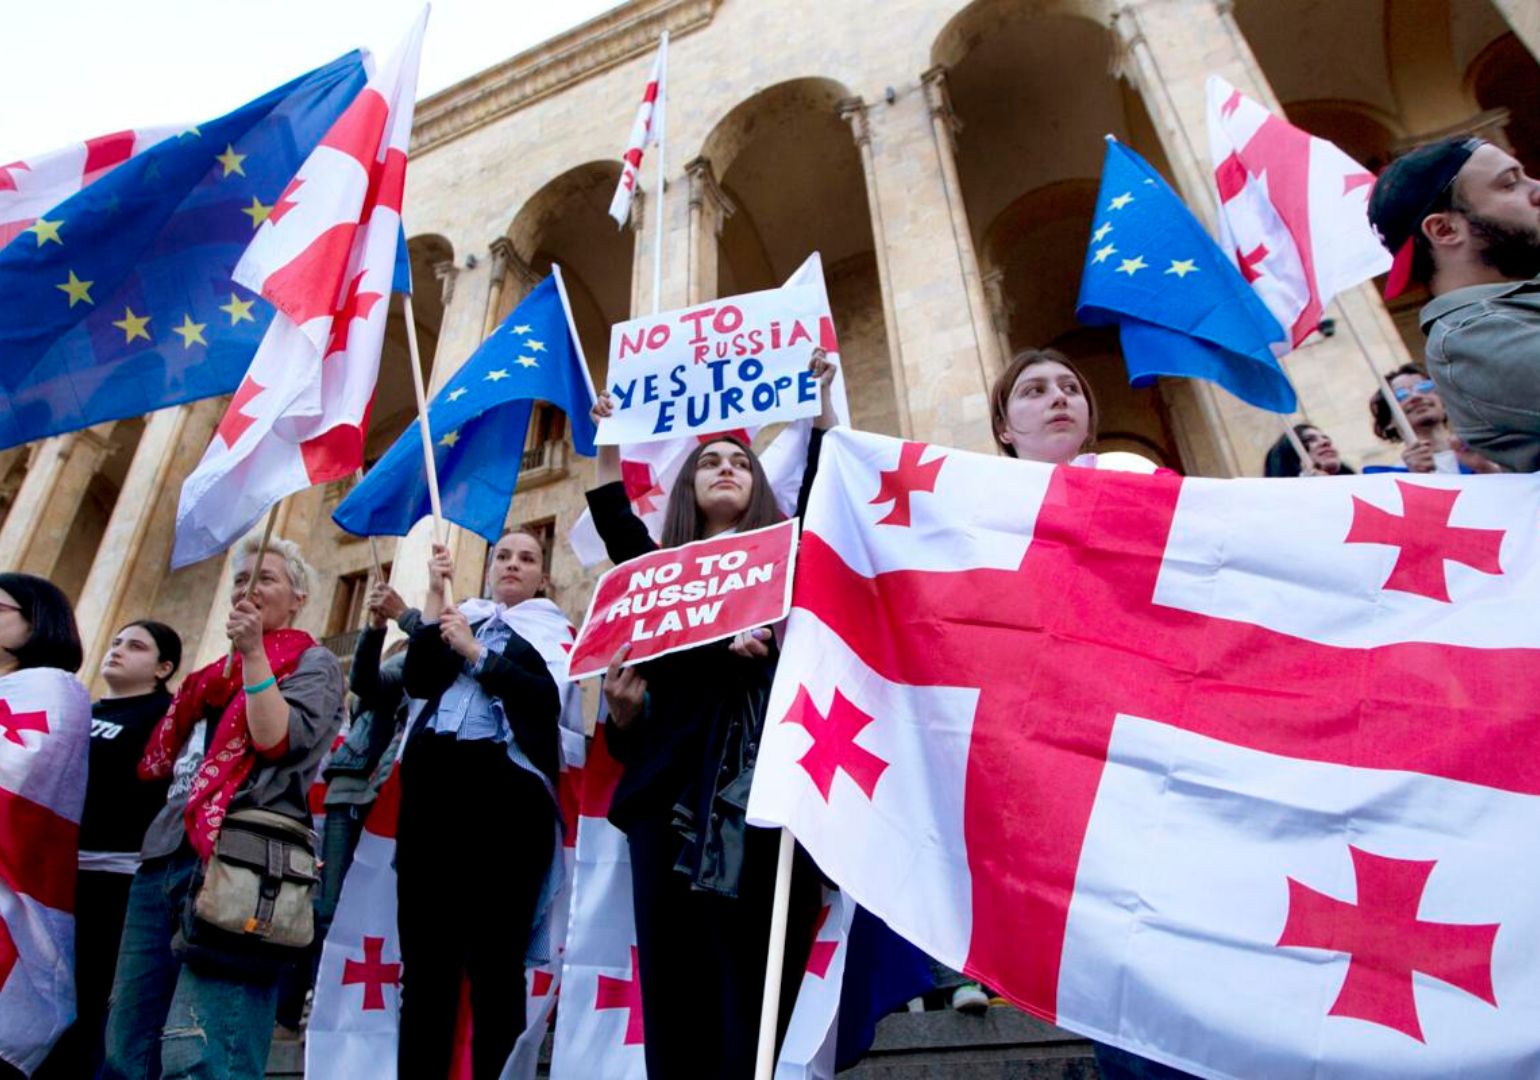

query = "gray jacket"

[{"left": 1421, "top": 276, "right": 1540, "bottom": 473}]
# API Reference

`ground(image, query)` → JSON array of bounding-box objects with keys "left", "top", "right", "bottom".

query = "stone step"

[{"left": 274, "top": 1006, "right": 1099, "bottom": 1078}]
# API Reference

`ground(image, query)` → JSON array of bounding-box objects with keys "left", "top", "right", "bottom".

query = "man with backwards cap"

[{"left": 1369, "top": 138, "right": 1540, "bottom": 472}]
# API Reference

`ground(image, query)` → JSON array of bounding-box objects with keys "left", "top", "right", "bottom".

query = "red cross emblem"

[
  {"left": 215, "top": 375, "right": 264, "bottom": 449},
  {"left": 595, "top": 944, "right": 645, "bottom": 1045},
  {"left": 1345, "top": 481, "right": 1504, "bottom": 603},
  {"left": 531, "top": 969, "right": 555, "bottom": 997},
  {"left": 781, "top": 686, "right": 888, "bottom": 801},
  {"left": 0, "top": 699, "right": 49, "bottom": 746},
  {"left": 621, "top": 459, "right": 664, "bottom": 516},
  {"left": 1278, "top": 846, "right": 1498, "bottom": 1041},
  {"left": 869, "top": 442, "right": 945, "bottom": 527},
  {"left": 325, "top": 271, "right": 385, "bottom": 359},
  {"left": 341, "top": 935, "right": 401, "bottom": 1011},
  {"left": 806, "top": 904, "right": 838, "bottom": 978},
  {"left": 792, "top": 445, "right": 1535, "bottom": 1036}
]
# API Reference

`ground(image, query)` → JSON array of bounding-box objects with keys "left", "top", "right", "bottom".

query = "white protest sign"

[{"left": 597, "top": 281, "right": 828, "bottom": 445}]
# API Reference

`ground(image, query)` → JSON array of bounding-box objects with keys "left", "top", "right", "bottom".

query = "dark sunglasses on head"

[{"left": 1392, "top": 379, "right": 1436, "bottom": 402}]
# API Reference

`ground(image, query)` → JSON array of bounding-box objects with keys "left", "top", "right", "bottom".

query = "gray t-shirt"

[
  {"left": 139, "top": 646, "right": 346, "bottom": 861},
  {"left": 1422, "top": 276, "right": 1540, "bottom": 473}
]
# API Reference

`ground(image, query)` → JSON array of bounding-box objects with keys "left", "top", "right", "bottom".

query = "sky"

[{"left": 0, "top": 0, "right": 622, "bottom": 161}]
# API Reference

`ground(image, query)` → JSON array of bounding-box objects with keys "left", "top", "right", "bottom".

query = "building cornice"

[{"left": 410, "top": 0, "right": 721, "bottom": 156}]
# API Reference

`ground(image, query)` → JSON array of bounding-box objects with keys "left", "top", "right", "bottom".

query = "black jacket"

[
  {"left": 401, "top": 615, "right": 561, "bottom": 785},
  {"left": 326, "top": 609, "right": 421, "bottom": 783},
  {"left": 586, "top": 427, "right": 824, "bottom": 895}
]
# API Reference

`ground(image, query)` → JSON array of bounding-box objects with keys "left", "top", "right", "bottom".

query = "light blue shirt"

[{"left": 426, "top": 616, "right": 512, "bottom": 743}]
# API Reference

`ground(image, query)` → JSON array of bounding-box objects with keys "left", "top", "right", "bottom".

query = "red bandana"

[{"left": 140, "top": 628, "right": 315, "bottom": 858}]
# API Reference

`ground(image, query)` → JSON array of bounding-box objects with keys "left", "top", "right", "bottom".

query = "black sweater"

[{"left": 81, "top": 689, "right": 173, "bottom": 855}]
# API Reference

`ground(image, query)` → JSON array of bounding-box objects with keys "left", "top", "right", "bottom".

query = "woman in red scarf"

[{"left": 101, "top": 535, "right": 345, "bottom": 1080}]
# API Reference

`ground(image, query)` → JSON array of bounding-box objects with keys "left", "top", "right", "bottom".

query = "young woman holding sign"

[
  {"left": 587, "top": 349, "right": 837, "bottom": 1077},
  {"left": 991, "top": 349, "right": 1195, "bottom": 1080},
  {"left": 395, "top": 529, "right": 574, "bottom": 1080}
]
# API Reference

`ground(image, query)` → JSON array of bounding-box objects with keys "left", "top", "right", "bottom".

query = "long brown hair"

[
  {"left": 988, "top": 348, "right": 1099, "bottom": 458},
  {"left": 660, "top": 435, "right": 781, "bottom": 547}
]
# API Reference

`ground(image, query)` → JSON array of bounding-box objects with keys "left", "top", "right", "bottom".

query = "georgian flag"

[
  {"left": 0, "top": 127, "right": 180, "bottom": 251},
  {"left": 607, "top": 36, "right": 666, "bottom": 228},
  {"left": 172, "top": 10, "right": 426, "bottom": 567},
  {"left": 749, "top": 428, "right": 1540, "bottom": 1078},
  {"left": 1206, "top": 76, "right": 1390, "bottom": 347},
  {"left": 568, "top": 253, "right": 850, "bottom": 567},
  {"left": 307, "top": 597, "right": 585, "bottom": 1080},
  {"left": 0, "top": 668, "right": 91, "bottom": 1075},
  {"left": 547, "top": 717, "right": 647, "bottom": 1079}
]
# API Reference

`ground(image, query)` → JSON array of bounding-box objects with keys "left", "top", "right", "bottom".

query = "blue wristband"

[{"left": 244, "top": 675, "right": 277, "bottom": 695}]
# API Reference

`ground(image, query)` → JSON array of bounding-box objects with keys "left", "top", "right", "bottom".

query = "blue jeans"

[{"left": 100, "top": 848, "right": 280, "bottom": 1080}]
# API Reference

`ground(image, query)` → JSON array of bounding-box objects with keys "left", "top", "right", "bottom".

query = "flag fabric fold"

[
  {"left": 172, "top": 12, "right": 427, "bottom": 568},
  {"left": 0, "top": 52, "right": 368, "bottom": 450},
  {"left": 749, "top": 427, "right": 1540, "bottom": 1079},
  {"left": 0, "top": 668, "right": 91, "bottom": 1075},
  {"left": 334, "top": 271, "right": 597, "bottom": 543},
  {"left": 1205, "top": 76, "right": 1391, "bottom": 346},
  {"left": 1076, "top": 138, "right": 1295, "bottom": 414}
]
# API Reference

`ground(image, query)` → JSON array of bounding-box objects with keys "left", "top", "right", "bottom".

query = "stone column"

[
  {"left": 74, "top": 405, "right": 201, "bottom": 685},
  {"left": 1111, "top": 0, "right": 1414, "bottom": 477},
  {"left": 1491, "top": 0, "right": 1540, "bottom": 62},
  {"left": 684, "top": 156, "right": 735, "bottom": 306},
  {"left": 0, "top": 425, "right": 117, "bottom": 576},
  {"left": 980, "top": 268, "right": 1015, "bottom": 369},
  {"left": 920, "top": 67, "right": 1006, "bottom": 389},
  {"left": 839, "top": 98, "right": 913, "bottom": 440}
]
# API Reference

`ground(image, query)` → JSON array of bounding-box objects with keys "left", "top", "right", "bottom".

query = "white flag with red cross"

[
  {"left": 0, "top": 668, "right": 91, "bottom": 1076},
  {"left": 1206, "top": 75, "right": 1390, "bottom": 348},
  {"left": 748, "top": 427, "right": 1540, "bottom": 1079},
  {"left": 548, "top": 717, "right": 649, "bottom": 1079},
  {"left": 567, "top": 252, "right": 850, "bottom": 568},
  {"left": 607, "top": 37, "right": 665, "bottom": 228},
  {"left": 0, "top": 127, "right": 181, "bottom": 251},
  {"left": 171, "top": 10, "right": 426, "bottom": 568}
]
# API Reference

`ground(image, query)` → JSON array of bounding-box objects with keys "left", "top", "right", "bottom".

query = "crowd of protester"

[{"left": 0, "top": 136, "right": 1535, "bottom": 1079}]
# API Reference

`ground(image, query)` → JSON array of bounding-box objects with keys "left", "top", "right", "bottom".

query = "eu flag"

[
  {"left": 334, "top": 272, "right": 599, "bottom": 542},
  {"left": 0, "top": 51, "right": 368, "bottom": 450},
  {"left": 1075, "top": 138, "right": 1296, "bottom": 413}
]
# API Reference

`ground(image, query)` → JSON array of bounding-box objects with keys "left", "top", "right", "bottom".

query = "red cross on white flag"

[
  {"left": 172, "top": 9, "right": 426, "bottom": 568},
  {"left": 748, "top": 428, "right": 1540, "bottom": 1079},
  {"left": 0, "top": 668, "right": 91, "bottom": 1075}
]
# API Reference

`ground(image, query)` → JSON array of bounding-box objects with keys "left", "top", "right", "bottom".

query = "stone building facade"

[{"left": 4, "top": 0, "right": 1537, "bottom": 687}]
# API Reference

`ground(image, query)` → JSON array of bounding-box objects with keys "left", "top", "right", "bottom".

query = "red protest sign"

[{"left": 566, "top": 519, "right": 800, "bottom": 680}]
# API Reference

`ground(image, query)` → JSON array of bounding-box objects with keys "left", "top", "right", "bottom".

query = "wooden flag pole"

[
  {"left": 402, "top": 292, "right": 453, "bottom": 607},
  {"left": 222, "top": 500, "right": 282, "bottom": 677},
  {"left": 650, "top": 31, "right": 669, "bottom": 316},
  {"left": 1333, "top": 301, "right": 1417, "bottom": 445},
  {"left": 353, "top": 467, "right": 387, "bottom": 582},
  {"left": 1280, "top": 416, "right": 1315, "bottom": 474},
  {"left": 753, "top": 827, "right": 797, "bottom": 1080}
]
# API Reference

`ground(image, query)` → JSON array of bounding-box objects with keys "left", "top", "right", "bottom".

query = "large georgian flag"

[
  {"left": 748, "top": 428, "right": 1540, "bottom": 1079},
  {"left": 172, "top": 12, "right": 426, "bottom": 567},
  {"left": 1206, "top": 76, "right": 1390, "bottom": 347},
  {"left": 0, "top": 668, "right": 91, "bottom": 1075}
]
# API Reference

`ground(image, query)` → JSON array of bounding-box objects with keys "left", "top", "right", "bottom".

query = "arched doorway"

[
  {"left": 700, "top": 78, "right": 899, "bottom": 436},
  {"left": 934, "top": 0, "right": 1186, "bottom": 469}
]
